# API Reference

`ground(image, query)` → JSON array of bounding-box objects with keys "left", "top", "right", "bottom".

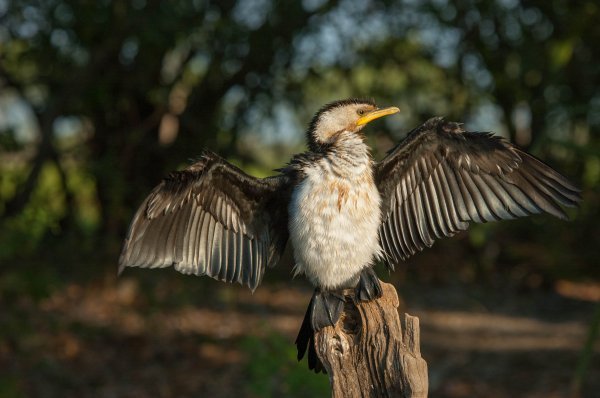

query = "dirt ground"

[{"left": 1, "top": 270, "right": 598, "bottom": 398}]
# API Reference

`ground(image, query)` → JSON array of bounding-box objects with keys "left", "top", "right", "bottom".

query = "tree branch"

[{"left": 314, "top": 282, "right": 428, "bottom": 398}]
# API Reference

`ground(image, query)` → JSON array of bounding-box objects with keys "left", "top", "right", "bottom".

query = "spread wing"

[
  {"left": 375, "top": 117, "right": 581, "bottom": 267},
  {"left": 119, "top": 151, "right": 291, "bottom": 291}
]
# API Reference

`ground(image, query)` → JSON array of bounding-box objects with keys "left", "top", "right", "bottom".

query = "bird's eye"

[{"left": 357, "top": 109, "right": 366, "bottom": 116}]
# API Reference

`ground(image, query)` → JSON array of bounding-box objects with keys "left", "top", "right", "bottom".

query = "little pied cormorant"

[{"left": 119, "top": 98, "right": 580, "bottom": 371}]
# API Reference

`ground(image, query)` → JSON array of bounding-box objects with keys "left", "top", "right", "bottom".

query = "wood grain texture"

[{"left": 314, "top": 282, "right": 428, "bottom": 398}]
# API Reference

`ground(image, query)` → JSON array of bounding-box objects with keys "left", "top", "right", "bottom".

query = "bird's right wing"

[
  {"left": 119, "top": 151, "right": 291, "bottom": 291},
  {"left": 375, "top": 117, "right": 581, "bottom": 267}
]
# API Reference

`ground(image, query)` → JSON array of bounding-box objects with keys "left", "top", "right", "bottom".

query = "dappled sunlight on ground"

[
  {"left": 419, "top": 309, "right": 586, "bottom": 351},
  {"left": 1, "top": 274, "right": 598, "bottom": 397},
  {"left": 40, "top": 278, "right": 308, "bottom": 339}
]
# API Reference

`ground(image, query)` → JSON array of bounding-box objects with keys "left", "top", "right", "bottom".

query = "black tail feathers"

[
  {"left": 295, "top": 268, "right": 384, "bottom": 372},
  {"left": 295, "top": 289, "right": 345, "bottom": 373}
]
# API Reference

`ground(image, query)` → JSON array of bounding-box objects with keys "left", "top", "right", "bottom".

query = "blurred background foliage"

[{"left": 0, "top": 0, "right": 598, "bottom": 397}]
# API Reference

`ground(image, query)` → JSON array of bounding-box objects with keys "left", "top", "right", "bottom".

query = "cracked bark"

[{"left": 314, "top": 282, "right": 428, "bottom": 398}]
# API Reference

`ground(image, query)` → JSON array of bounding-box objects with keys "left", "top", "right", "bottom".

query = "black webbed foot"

[
  {"left": 295, "top": 289, "right": 345, "bottom": 373},
  {"left": 310, "top": 289, "right": 345, "bottom": 331},
  {"left": 356, "top": 267, "right": 383, "bottom": 302},
  {"left": 296, "top": 279, "right": 383, "bottom": 372}
]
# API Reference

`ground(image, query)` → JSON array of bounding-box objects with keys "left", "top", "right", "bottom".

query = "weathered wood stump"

[{"left": 314, "top": 282, "right": 428, "bottom": 398}]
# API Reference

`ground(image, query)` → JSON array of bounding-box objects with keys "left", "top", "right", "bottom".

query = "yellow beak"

[{"left": 356, "top": 106, "right": 400, "bottom": 126}]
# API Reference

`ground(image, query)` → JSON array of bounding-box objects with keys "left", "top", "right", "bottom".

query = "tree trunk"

[{"left": 314, "top": 282, "right": 428, "bottom": 398}]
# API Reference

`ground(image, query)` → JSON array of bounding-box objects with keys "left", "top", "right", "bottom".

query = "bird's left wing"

[
  {"left": 375, "top": 117, "right": 581, "bottom": 267},
  {"left": 119, "top": 151, "right": 291, "bottom": 291}
]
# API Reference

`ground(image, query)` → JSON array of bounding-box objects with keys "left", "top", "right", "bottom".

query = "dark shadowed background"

[{"left": 1, "top": 0, "right": 598, "bottom": 397}]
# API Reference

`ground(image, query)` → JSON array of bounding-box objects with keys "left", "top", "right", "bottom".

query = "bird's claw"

[
  {"left": 355, "top": 268, "right": 383, "bottom": 302},
  {"left": 310, "top": 289, "right": 345, "bottom": 331}
]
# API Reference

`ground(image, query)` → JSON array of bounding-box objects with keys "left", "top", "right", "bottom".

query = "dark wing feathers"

[
  {"left": 119, "top": 151, "right": 290, "bottom": 291},
  {"left": 376, "top": 117, "right": 581, "bottom": 266}
]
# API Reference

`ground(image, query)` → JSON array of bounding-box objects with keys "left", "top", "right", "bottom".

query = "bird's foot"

[
  {"left": 355, "top": 267, "right": 383, "bottom": 302},
  {"left": 296, "top": 289, "right": 346, "bottom": 373},
  {"left": 309, "top": 289, "right": 345, "bottom": 331}
]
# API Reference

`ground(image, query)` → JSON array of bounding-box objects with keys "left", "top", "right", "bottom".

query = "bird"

[{"left": 119, "top": 98, "right": 580, "bottom": 371}]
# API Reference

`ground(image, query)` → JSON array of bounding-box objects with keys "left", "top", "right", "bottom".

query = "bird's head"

[{"left": 307, "top": 98, "right": 399, "bottom": 151}]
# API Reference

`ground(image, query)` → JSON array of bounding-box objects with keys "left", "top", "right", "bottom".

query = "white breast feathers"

[{"left": 288, "top": 157, "right": 382, "bottom": 290}]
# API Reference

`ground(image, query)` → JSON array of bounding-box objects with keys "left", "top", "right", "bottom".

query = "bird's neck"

[{"left": 321, "top": 131, "right": 373, "bottom": 176}]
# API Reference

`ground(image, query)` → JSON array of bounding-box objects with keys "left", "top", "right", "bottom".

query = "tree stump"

[{"left": 314, "top": 282, "right": 428, "bottom": 398}]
